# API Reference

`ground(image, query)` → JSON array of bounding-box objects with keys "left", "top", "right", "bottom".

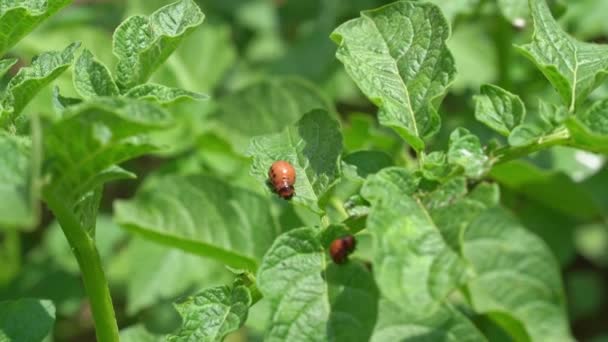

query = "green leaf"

[
  {"left": 73, "top": 49, "right": 119, "bottom": 98},
  {"left": 107, "top": 238, "right": 231, "bottom": 314},
  {"left": 152, "top": 23, "right": 237, "bottom": 93},
  {"left": 474, "top": 84, "right": 526, "bottom": 136},
  {"left": 1, "top": 42, "right": 79, "bottom": 125},
  {"left": 448, "top": 22, "right": 497, "bottom": 91},
  {"left": 113, "top": 0, "right": 205, "bottom": 90},
  {"left": 423, "top": 176, "right": 469, "bottom": 211},
  {"left": 560, "top": 0, "right": 608, "bottom": 41},
  {"left": 125, "top": 83, "right": 208, "bottom": 104},
  {"left": 361, "top": 167, "right": 420, "bottom": 204},
  {"left": 508, "top": 119, "right": 554, "bottom": 147},
  {"left": 363, "top": 172, "right": 571, "bottom": 340},
  {"left": 210, "top": 77, "right": 334, "bottom": 152},
  {"left": 331, "top": 1, "right": 455, "bottom": 151},
  {"left": 575, "top": 223, "right": 608, "bottom": 267},
  {"left": 421, "top": 151, "right": 452, "bottom": 181},
  {"left": 427, "top": 0, "right": 480, "bottom": 22},
  {"left": 497, "top": 0, "right": 529, "bottom": 23},
  {"left": 114, "top": 173, "right": 280, "bottom": 271},
  {"left": 247, "top": 109, "right": 342, "bottom": 212},
  {"left": 566, "top": 118, "right": 608, "bottom": 154},
  {"left": 579, "top": 99, "right": 608, "bottom": 135},
  {"left": 167, "top": 284, "right": 251, "bottom": 341},
  {"left": 342, "top": 150, "right": 393, "bottom": 179},
  {"left": 0, "top": 299, "right": 55, "bottom": 341},
  {"left": 0, "top": 58, "right": 17, "bottom": 78},
  {"left": 491, "top": 160, "right": 603, "bottom": 220},
  {"left": 447, "top": 128, "right": 489, "bottom": 178},
  {"left": 538, "top": 98, "right": 569, "bottom": 127},
  {"left": 43, "top": 97, "right": 172, "bottom": 204},
  {"left": 52, "top": 86, "right": 82, "bottom": 114},
  {"left": 120, "top": 325, "right": 163, "bottom": 342},
  {"left": 0, "top": 0, "right": 72, "bottom": 55},
  {"left": 517, "top": 0, "right": 608, "bottom": 110},
  {"left": 0, "top": 129, "right": 40, "bottom": 230},
  {"left": 366, "top": 191, "right": 466, "bottom": 317},
  {"left": 371, "top": 299, "right": 487, "bottom": 342},
  {"left": 43, "top": 214, "right": 126, "bottom": 274},
  {"left": 462, "top": 206, "right": 572, "bottom": 341},
  {"left": 257, "top": 227, "right": 379, "bottom": 342}
]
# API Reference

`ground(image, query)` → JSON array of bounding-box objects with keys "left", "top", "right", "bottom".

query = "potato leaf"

[
  {"left": 1, "top": 42, "right": 79, "bottom": 126},
  {"left": 257, "top": 227, "right": 379, "bottom": 342},
  {"left": 0, "top": 299, "right": 55, "bottom": 341},
  {"left": 474, "top": 84, "right": 526, "bottom": 136},
  {"left": 114, "top": 174, "right": 280, "bottom": 271},
  {"left": 167, "top": 284, "right": 251, "bottom": 342},
  {"left": 0, "top": 0, "right": 72, "bottom": 55},
  {"left": 247, "top": 109, "right": 342, "bottom": 212},
  {"left": 113, "top": 0, "right": 204, "bottom": 90},
  {"left": 332, "top": 1, "right": 455, "bottom": 151},
  {"left": 517, "top": 0, "right": 608, "bottom": 110},
  {"left": 0, "top": 131, "right": 40, "bottom": 230}
]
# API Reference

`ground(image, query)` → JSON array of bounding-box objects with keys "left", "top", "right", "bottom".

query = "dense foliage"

[{"left": 1, "top": 0, "right": 607, "bottom": 341}]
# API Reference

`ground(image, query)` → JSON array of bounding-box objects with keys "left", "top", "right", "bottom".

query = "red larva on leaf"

[
  {"left": 268, "top": 160, "right": 296, "bottom": 200},
  {"left": 329, "top": 235, "right": 357, "bottom": 264}
]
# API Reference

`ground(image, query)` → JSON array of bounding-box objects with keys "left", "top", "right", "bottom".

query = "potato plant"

[{"left": 0, "top": 0, "right": 607, "bottom": 341}]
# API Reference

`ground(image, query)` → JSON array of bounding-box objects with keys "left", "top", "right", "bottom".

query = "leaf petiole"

[{"left": 42, "top": 189, "right": 119, "bottom": 342}]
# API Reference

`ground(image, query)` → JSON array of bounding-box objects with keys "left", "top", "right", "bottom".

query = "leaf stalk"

[{"left": 43, "top": 189, "right": 119, "bottom": 342}]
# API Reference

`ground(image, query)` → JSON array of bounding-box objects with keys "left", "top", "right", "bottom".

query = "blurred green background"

[{"left": 1, "top": 0, "right": 607, "bottom": 341}]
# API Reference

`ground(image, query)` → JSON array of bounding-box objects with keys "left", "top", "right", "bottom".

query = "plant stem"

[
  {"left": 491, "top": 128, "right": 571, "bottom": 165},
  {"left": 43, "top": 189, "right": 119, "bottom": 342}
]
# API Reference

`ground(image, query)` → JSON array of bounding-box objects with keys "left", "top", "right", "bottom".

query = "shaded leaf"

[
  {"left": 0, "top": 130, "right": 40, "bottom": 230},
  {"left": 491, "top": 160, "right": 603, "bottom": 220},
  {"left": 152, "top": 23, "right": 237, "bottom": 93},
  {"left": 257, "top": 227, "right": 378, "bottom": 342},
  {"left": 342, "top": 150, "right": 393, "bottom": 179},
  {"left": 113, "top": 0, "right": 205, "bottom": 90},
  {"left": 247, "top": 109, "right": 342, "bottom": 212},
  {"left": 43, "top": 97, "right": 172, "bottom": 205},
  {"left": 120, "top": 325, "right": 163, "bottom": 342},
  {"left": 107, "top": 238, "right": 230, "bottom": 315},
  {"left": 114, "top": 174, "right": 280, "bottom": 271},
  {"left": 210, "top": 77, "right": 334, "bottom": 152},
  {"left": 427, "top": 0, "right": 480, "bottom": 22},
  {"left": 497, "top": 0, "right": 529, "bottom": 24},
  {"left": 0, "top": 299, "right": 55, "bottom": 341},
  {"left": 462, "top": 206, "right": 572, "bottom": 341},
  {"left": 332, "top": 1, "right": 455, "bottom": 151},
  {"left": 371, "top": 299, "right": 486, "bottom": 342}
]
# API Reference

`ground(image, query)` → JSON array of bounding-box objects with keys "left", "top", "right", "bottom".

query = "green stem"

[
  {"left": 491, "top": 128, "right": 571, "bottom": 165},
  {"left": 43, "top": 189, "right": 119, "bottom": 342}
]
